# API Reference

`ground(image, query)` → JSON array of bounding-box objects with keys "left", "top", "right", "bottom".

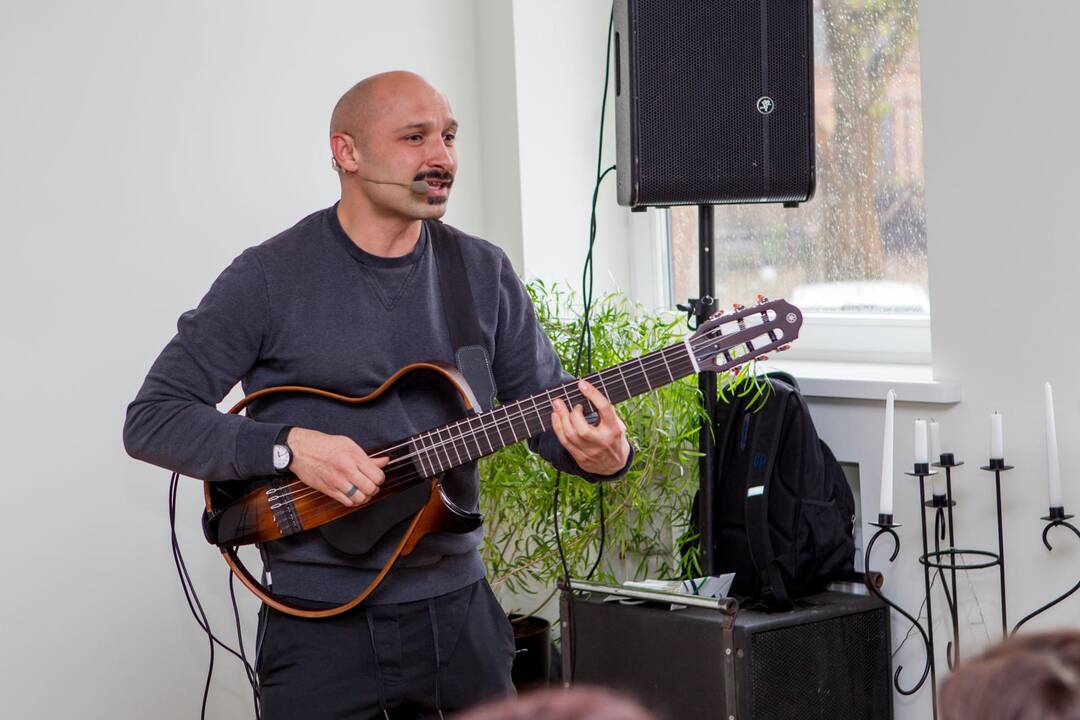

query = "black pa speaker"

[
  {"left": 614, "top": 0, "right": 816, "bottom": 208},
  {"left": 561, "top": 589, "right": 893, "bottom": 719}
]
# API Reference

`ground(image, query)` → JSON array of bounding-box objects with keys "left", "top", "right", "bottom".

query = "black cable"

[
  {"left": 574, "top": 17, "right": 616, "bottom": 376},
  {"left": 560, "top": 6, "right": 615, "bottom": 685},
  {"left": 585, "top": 490, "right": 607, "bottom": 580},
  {"left": 578, "top": 0, "right": 617, "bottom": 583},
  {"left": 553, "top": 167, "right": 617, "bottom": 588},
  {"left": 230, "top": 572, "right": 261, "bottom": 718},
  {"left": 555, "top": 6, "right": 615, "bottom": 583},
  {"left": 581, "top": 165, "right": 618, "bottom": 585},
  {"left": 169, "top": 474, "right": 216, "bottom": 718},
  {"left": 169, "top": 472, "right": 261, "bottom": 718},
  {"left": 554, "top": 2, "right": 614, "bottom": 583}
]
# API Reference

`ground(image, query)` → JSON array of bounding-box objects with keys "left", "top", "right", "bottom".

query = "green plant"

[{"left": 479, "top": 281, "right": 712, "bottom": 605}]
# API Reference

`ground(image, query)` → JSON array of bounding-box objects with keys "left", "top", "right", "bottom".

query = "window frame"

[{"left": 655, "top": 208, "right": 932, "bottom": 366}]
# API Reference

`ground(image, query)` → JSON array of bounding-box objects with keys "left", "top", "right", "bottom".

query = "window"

[{"left": 665, "top": 0, "right": 928, "bottom": 363}]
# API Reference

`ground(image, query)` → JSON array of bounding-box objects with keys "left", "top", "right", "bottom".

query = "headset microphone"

[
  {"left": 364, "top": 177, "right": 432, "bottom": 194},
  {"left": 331, "top": 158, "right": 433, "bottom": 194}
]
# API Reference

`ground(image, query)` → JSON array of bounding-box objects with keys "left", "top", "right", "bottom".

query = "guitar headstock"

[{"left": 689, "top": 296, "right": 802, "bottom": 373}]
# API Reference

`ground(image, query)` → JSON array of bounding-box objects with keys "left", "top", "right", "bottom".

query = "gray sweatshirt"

[{"left": 123, "top": 204, "right": 631, "bottom": 604}]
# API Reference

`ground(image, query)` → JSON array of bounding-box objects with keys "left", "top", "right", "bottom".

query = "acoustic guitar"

[{"left": 202, "top": 297, "right": 803, "bottom": 617}]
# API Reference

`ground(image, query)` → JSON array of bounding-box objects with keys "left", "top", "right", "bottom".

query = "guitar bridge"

[{"left": 267, "top": 478, "right": 304, "bottom": 537}]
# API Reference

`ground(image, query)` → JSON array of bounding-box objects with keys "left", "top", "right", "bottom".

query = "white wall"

[
  {"left": 474, "top": 0, "right": 525, "bottom": 274},
  {"left": 0, "top": 2, "right": 488, "bottom": 717},
  {"left": 509, "top": 0, "right": 634, "bottom": 297},
  {"left": 810, "top": 3, "right": 1080, "bottom": 718}
]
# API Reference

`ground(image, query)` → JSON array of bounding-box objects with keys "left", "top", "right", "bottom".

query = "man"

[{"left": 123, "top": 71, "right": 632, "bottom": 719}]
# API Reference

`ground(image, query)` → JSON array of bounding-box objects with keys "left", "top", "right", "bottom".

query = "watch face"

[{"left": 273, "top": 444, "right": 290, "bottom": 470}]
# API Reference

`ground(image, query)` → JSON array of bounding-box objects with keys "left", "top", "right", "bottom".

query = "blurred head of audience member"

[
  {"left": 940, "top": 630, "right": 1080, "bottom": 720},
  {"left": 455, "top": 686, "right": 657, "bottom": 720}
]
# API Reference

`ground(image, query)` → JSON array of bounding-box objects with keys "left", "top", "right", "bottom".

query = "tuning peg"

[
  {"left": 708, "top": 308, "right": 725, "bottom": 319},
  {"left": 758, "top": 354, "right": 769, "bottom": 362},
  {"left": 732, "top": 302, "right": 745, "bottom": 311},
  {"left": 756, "top": 293, "right": 769, "bottom": 304},
  {"left": 777, "top": 344, "right": 791, "bottom": 353}
]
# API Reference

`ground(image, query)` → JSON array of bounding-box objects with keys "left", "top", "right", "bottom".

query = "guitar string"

[
  {"left": 239, "top": 315, "right": 785, "bottom": 526},
  {"left": 263, "top": 322, "right": 781, "bottom": 511},
  {"left": 274, "top": 351, "right": 699, "bottom": 515},
  {"left": 268, "top": 349, "right": 691, "bottom": 509},
  {"left": 266, "top": 326, "right": 781, "bottom": 514},
  {"left": 270, "top": 316, "right": 773, "bottom": 501},
  {"left": 265, "top": 332, "right": 784, "bottom": 522},
  {"left": 269, "top": 343, "right": 692, "bottom": 504},
  {"left": 267, "top": 326, "right": 740, "bottom": 507}
]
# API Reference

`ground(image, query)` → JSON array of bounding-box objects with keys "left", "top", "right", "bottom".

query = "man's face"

[{"left": 347, "top": 87, "right": 458, "bottom": 220}]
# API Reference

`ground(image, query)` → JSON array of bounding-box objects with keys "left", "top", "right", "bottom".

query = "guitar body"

[{"left": 203, "top": 361, "right": 485, "bottom": 618}]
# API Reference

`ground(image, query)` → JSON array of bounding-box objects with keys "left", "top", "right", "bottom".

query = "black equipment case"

[{"left": 561, "top": 587, "right": 893, "bottom": 719}]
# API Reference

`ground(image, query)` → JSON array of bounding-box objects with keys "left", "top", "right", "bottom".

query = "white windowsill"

[{"left": 763, "top": 359, "right": 962, "bottom": 404}]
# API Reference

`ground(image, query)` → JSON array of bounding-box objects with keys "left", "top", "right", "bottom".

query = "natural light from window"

[{"left": 668, "top": 0, "right": 928, "bottom": 337}]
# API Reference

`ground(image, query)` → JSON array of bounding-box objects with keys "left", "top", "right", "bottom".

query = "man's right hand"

[{"left": 285, "top": 428, "right": 389, "bottom": 507}]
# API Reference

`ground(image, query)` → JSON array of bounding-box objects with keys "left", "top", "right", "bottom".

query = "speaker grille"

[
  {"left": 625, "top": 0, "right": 814, "bottom": 206},
  {"left": 748, "top": 608, "right": 892, "bottom": 719}
]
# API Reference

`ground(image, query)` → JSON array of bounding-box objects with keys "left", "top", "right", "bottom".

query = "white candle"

[
  {"left": 915, "top": 418, "right": 928, "bottom": 465},
  {"left": 929, "top": 419, "right": 946, "bottom": 497},
  {"left": 929, "top": 419, "right": 941, "bottom": 463},
  {"left": 1046, "top": 382, "right": 1063, "bottom": 509},
  {"left": 990, "top": 412, "right": 1004, "bottom": 460},
  {"left": 880, "top": 390, "right": 896, "bottom": 516}
]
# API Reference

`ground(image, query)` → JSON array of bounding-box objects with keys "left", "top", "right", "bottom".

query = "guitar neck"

[{"left": 406, "top": 340, "right": 699, "bottom": 477}]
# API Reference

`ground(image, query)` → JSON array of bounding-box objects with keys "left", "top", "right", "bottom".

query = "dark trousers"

[{"left": 256, "top": 579, "right": 515, "bottom": 720}]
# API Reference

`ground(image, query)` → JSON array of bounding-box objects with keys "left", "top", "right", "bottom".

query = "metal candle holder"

[
  {"left": 1012, "top": 506, "right": 1080, "bottom": 634},
  {"left": 862, "top": 454, "right": 1011, "bottom": 720},
  {"left": 976, "top": 457, "right": 1013, "bottom": 639},
  {"left": 863, "top": 513, "right": 934, "bottom": 704},
  {"left": 864, "top": 450, "right": 1080, "bottom": 719}
]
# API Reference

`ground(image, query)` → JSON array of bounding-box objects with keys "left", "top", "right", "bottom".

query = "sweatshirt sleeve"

[
  {"left": 122, "top": 248, "right": 287, "bottom": 481},
  {"left": 489, "top": 251, "right": 633, "bottom": 483}
]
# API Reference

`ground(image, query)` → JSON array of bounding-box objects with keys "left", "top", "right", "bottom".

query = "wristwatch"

[
  {"left": 272, "top": 426, "right": 294, "bottom": 474},
  {"left": 272, "top": 442, "right": 292, "bottom": 473}
]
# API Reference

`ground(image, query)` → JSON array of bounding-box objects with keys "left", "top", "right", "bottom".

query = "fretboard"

[{"left": 406, "top": 340, "right": 698, "bottom": 478}]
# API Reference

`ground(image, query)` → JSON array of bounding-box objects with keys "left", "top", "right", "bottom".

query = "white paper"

[{"left": 621, "top": 573, "right": 737, "bottom": 610}]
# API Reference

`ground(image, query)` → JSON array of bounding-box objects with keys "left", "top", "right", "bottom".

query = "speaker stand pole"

[{"left": 696, "top": 204, "right": 719, "bottom": 575}]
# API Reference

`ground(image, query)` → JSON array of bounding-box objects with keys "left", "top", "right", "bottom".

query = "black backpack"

[{"left": 690, "top": 372, "right": 855, "bottom": 610}]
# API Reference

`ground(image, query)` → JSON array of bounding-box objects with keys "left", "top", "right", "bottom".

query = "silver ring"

[{"left": 345, "top": 484, "right": 359, "bottom": 498}]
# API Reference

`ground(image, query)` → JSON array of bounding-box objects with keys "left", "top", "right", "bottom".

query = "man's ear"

[{"left": 330, "top": 132, "right": 360, "bottom": 173}]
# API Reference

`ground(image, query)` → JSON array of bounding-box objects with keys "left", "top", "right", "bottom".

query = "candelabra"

[{"left": 863, "top": 453, "right": 1013, "bottom": 720}]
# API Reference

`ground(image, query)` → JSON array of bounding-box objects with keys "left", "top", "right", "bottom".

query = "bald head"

[
  {"left": 330, "top": 71, "right": 450, "bottom": 144},
  {"left": 329, "top": 71, "right": 459, "bottom": 221}
]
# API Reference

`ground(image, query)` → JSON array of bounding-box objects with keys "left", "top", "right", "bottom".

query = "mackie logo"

[{"left": 756, "top": 96, "right": 775, "bottom": 115}]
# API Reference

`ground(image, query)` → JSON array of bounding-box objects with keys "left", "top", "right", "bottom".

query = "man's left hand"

[{"left": 550, "top": 379, "right": 631, "bottom": 477}]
